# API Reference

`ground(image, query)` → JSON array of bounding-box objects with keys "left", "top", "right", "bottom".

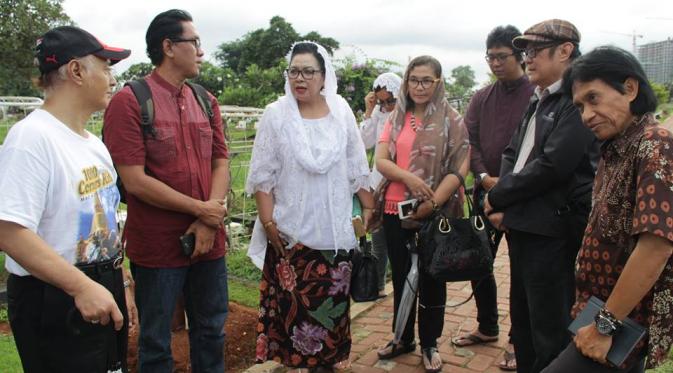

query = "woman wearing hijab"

[
  {"left": 360, "top": 72, "right": 402, "bottom": 297},
  {"left": 246, "top": 41, "right": 374, "bottom": 373},
  {"left": 374, "top": 56, "right": 470, "bottom": 373}
]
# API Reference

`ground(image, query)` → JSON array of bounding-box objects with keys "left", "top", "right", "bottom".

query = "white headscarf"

[
  {"left": 372, "top": 72, "right": 402, "bottom": 98},
  {"left": 277, "top": 41, "right": 348, "bottom": 174}
]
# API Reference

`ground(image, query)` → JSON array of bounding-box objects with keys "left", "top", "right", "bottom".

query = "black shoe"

[{"left": 377, "top": 340, "right": 416, "bottom": 359}]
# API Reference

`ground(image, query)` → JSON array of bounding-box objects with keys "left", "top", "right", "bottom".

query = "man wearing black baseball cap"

[
  {"left": 484, "top": 19, "right": 601, "bottom": 373},
  {"left": 0, "top": 26, "right": 134, "bottom": 372}
]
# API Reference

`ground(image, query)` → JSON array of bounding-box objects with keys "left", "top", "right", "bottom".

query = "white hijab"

[
  {"left": 277, "top": 41, "right": 348, "bottom": 174},
  {"left": 373, "top": 72, "right": 402, "bottom": 98}
]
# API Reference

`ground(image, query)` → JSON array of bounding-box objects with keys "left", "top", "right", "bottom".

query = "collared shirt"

[
  {"left": 103, "top": 71, "right": 228, "bottom": 268},
  {"left": 513, "top": 79, "right": 562, "bottom": 173},
  {"left": 465, "top": 75, "right": 535, "bottom": 176},
  {"left": 573, "top": 114, "right": 673, "bottom": 369}
]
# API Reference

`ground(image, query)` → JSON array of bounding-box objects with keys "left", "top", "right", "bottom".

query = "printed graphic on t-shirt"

[{"left": 75, "top": 166, "right": 121, "bottom": 264}]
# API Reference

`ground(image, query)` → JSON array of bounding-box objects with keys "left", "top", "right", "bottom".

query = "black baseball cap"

[{"left": 35, "top": 26, "right": 131, "bottom": 75}]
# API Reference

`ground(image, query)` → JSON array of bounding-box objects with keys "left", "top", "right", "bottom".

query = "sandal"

[
  {"left": 497, "top": 350, "right": 517, "bottom": 371},
  {"left": 450, "top": 332, "right": 498, "bottom": 347},
  {"left": 421, "top": 347, "right": 442, "bottom": 373},
  {"left": 377, "top": 340, "right": 416, "bottom": 359}
]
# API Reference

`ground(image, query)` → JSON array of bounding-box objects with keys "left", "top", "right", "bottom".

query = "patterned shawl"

[{"left": 372, "top": 66, "right": 469, "bottom": 229}]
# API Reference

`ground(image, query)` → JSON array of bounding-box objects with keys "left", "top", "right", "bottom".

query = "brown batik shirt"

[{"left": 572, "top": 114, "right": 673, "bottom": 369}]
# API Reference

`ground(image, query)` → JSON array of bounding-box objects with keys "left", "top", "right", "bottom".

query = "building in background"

[{"left": 638, "top": 38, "right": 673, "bottom": 85}]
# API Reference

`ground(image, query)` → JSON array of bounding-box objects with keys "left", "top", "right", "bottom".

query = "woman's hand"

[
  {"left": 403, "top": 174, "right": 434, "bottom": 201},
  {"left": 123, "top": 270, "right": 138, "bottom": 332},
  {"left": 363, "top": 208, "right": 374, "bottom": 232},
  {"left": 364, "top": 92, "right": 376, "bottom": 119},
  {"left": 265, "top": 222, "right": 287, "bottom": 256},
  {"left": 411, "top": 200, "right": 434, "bottom": 220}
]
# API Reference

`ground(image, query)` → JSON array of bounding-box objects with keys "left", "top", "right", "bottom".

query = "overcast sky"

[{"left": 63, "top": 0, "right": 673, "bottom": 84}]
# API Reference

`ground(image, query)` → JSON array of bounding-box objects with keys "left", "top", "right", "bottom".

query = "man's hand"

[
  {"left": 72, "top": 279, "right": 124, "bottom": 330},
  {"left": 482, "top": 176, "right": 499, "bottom": 191},
  {"left": 484, "top": 193, "right": 494, "bottom": 215},
  {"left": 487, "top": 212, "right": 508, "bottom": 232},
  {"left": 123, "top": 269, "right": 138, "bottom": 331},
  {"left": 196, "top": 199, "right": 227, "bottom": 228},
  {"left": 185, "top": 220, "right": 217, "bottom": 258},
  {"left": 574, "top": 324, "right": 612, "bottom": 365}
]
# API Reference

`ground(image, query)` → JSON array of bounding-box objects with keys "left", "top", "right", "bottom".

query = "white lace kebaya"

[{"left": 245, "top": 41, "right": 370, "bottom": 269}]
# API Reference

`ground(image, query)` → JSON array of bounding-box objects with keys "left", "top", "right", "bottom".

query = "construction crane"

[{"left": 601, "top": 30, "right": 644, "bottom": 54}]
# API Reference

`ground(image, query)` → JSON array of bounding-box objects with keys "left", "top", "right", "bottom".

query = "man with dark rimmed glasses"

[
  {"left": 484, "top": 19, "right": 601, "bottom": 373},
  {"left": 104, "top": 9, "right": 230, "bottom": 372},
  {"left": 453, "top": 24, "right": 534, "bottom": 372}
]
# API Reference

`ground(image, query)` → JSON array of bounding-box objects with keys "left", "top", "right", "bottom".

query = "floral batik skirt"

[{"left": 255, "top": 243, "right": 352, "bottom": 368}]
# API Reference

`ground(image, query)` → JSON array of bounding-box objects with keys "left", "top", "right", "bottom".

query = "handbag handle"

[{"left": 447, "top": 171, "right": 478, "bottom": 218}]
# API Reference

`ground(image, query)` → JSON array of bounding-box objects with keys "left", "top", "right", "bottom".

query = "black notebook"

[{"left": 568, "top": 296, "right": 647, "bottom": 367}]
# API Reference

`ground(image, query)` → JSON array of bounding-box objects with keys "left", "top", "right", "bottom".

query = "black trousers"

[
  {"left": 541, "top": 343, "right": 645, "bottom": 373},
  {"left": 383, "top": 214, "right": 446, "bottom": 348},
  {"left": 470, "top": 231, "right": 503, "bottom": 337},
  {"left": 508, "top": 228, "right": 579, "bottom": 373},
  {"left": 7, "top": 265, "right": 128, "bottom": 373}
]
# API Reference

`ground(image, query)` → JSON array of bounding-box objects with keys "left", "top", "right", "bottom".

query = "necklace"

[{"left": 410, "top": 113, "right": 419, "bottom": 132}]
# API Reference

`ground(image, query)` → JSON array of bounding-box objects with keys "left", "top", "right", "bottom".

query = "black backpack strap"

[
  {"left": 186, "top": 82, "right": 214, "bottom": 120},
  {"left": 125, "top": 79, "right": 156, "bottom": 139}
]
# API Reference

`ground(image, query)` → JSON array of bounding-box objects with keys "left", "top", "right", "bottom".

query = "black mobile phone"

[{"left": 179, "top": 233, "right": 195, "bottom": 256}]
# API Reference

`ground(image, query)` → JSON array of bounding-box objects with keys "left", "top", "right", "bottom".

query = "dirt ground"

[{"left": 1, "top": 302, "right": 258, "bottom": 373}]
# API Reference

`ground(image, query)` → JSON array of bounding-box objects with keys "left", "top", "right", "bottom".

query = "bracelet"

[
  {"left": 123, "top": 279, "right": 132, "bottom": 289},
  {"left": 430, "top": 199, "right": 440, "bottom": 212},
  {"left": 362, "top": 207, "right": 374, "bottom": 211},
  {"left": 263, "top": 220, "right": 276, "bottom": 229}
]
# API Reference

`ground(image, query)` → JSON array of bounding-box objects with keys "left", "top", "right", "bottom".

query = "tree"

[
  {"left": 0, "top": 0, "right": 71, "bottom": 96},
  {"left": 215, "top": 16, "right": 339, "bottom": 73},
  {"left": 336, "top": 57, "right": 401, "bottom": 115},
  {"left": 116, "top": 62, "right": 153, "bottom": 84},
  {"left": 651, "top": 82, "right": 670, "bottom": 106},
  {"left": 219, "top": 60, "right": 287, "bottom": 108},
  {"left": 445, "top": 65, "right": 477, "bottom": 99},
  {"left": 191, "top": 62, "right": 226, "bottom": 97}
]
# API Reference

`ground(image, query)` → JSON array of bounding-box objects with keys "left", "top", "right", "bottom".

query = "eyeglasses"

[
  {"left": 377, "top": 97, "right": 396, "bottom": 106},
  {"left": 485, "top": 52, "right": 517, "bottom": 64},
  {"left": 407, "top": 77, "right": 440, "bottom": 89},
  {"left": 170, "top": 38, "right": 201, "bottom": 49},
  {"left": 523, "top": 44, "right": 557, "bottom": 59},
  {"left": 286, "top": 67, "right": 322, "bottom": 80}
]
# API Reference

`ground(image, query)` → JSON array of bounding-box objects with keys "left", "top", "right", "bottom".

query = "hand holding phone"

[
  {"left": 179, "top": 233, "right": 195, "bottom": 257},
  {"left": 398, "top": 199, "right": 418, "bottom": 220}
]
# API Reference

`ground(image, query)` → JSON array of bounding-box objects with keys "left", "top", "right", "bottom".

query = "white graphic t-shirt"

[{"left": 0, "top": 109, "right": 121, "bottom": 276}]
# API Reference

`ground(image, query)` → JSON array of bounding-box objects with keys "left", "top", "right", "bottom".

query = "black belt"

[{"left": 76, "top": 256, "right": 123, "bottom": 277}]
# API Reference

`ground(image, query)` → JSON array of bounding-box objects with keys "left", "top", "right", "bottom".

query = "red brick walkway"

[{"left": 347, "top": 242, "right": 512, "bottom": 373}]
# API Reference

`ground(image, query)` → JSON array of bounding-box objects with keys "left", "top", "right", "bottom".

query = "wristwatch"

[
  {"left": 594, "top": 307, "right": 622, "bottom": 336},
  {"left": 477, "top": 172, "right": 488, "bottom": 185}
]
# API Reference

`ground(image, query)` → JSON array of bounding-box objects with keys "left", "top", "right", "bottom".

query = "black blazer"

[{"left": 488, "top": 87, "right": 600, "bottom": 238}]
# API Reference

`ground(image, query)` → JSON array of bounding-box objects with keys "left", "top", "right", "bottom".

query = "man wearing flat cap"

[
  {"left": 0, "top": 26, "right": 135, "bottom": 372},
  {"left": 484, "top": 19, "right": 601, "bottom": 373}
]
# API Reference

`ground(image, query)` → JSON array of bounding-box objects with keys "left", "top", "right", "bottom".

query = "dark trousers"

[
  {"left": 541, "top": 343, "right": 645, "bottom": 373},
  {"left": 508, "top": 229, "right": 579, "bottom": 373},
  {"left": 131, "top": 257, "right": 228, "bottom": 373},
  {"left": 470, "top": 232, "right": 503, "bottom": 337},
  {"left": 7, "top": 267, "right": 128, "bottom": 373},
  {"left": 383, "top": 214, "right": 446, "bottom": 348}
]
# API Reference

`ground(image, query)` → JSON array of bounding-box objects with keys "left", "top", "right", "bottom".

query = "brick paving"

[{"left": 346, "top": 241, "right": 512, "bottom": 373}]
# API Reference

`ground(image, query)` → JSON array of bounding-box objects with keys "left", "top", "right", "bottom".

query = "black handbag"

[
  {"left": 350, "top": 237, "right": 380, "bottom": 302},
  {"left": 417, "top": 175, "right": 494, "bottom": 283}
]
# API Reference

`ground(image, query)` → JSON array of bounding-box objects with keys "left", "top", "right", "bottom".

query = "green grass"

[
  {"left": 228, "top": 280, "right": 259, "bottom": 309},
  {"left": 0, "top": 335, "right": 21, "bottom": 373},
  {"left": 227, "top": 248, "right": 261, "bottom": 283}
]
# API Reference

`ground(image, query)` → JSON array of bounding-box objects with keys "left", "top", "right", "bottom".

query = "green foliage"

[
  {"left": 227, "top": 249, "right": 262, "bottom": 282},
  {"left": 652, "top": 82, "right": 671, "bottom": 106},
  {"left": 445, "top": 65, "right": 477, "bottom": 100},
  {"left": 335, "top": 57, "right": 401, "bottom": 115},
  {"left": 0, "top": 0, "right": 72, "bottom": 96},
  {"left": 216, "top": 16, "right": 339, "bottom": 74},
  {"left": 191, "top": 61, "right": 226, "bottom": 97},
  {"left": 219, "top": 61, "right": 286, "bottom": 107},
  {"left": 115, "top": 62, "right": 153, "bottom": 84}
]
